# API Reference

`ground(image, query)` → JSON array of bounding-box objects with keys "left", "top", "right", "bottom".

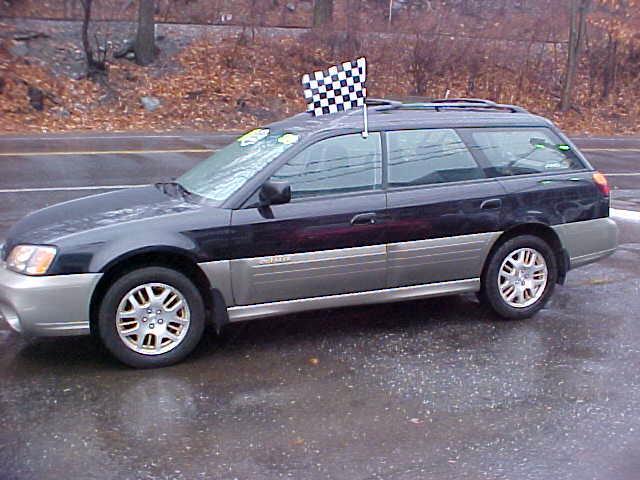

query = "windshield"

[{"left": 177, "top": 129, "right": 299, "bottom": 203}]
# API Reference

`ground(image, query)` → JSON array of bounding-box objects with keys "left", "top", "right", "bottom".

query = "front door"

[{"left": 229, "top": 132, "right": 387, "bottom": 306}]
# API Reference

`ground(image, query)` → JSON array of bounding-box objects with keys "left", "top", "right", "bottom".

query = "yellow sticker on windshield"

[
  {"left": 237, "top": 128, "right": 269, "bottom": 147},
  {"left": 277, "top": 133, "right": 299, "bottom": 145}
]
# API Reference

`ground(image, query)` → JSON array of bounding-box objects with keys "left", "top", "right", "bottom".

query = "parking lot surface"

[{"left": 0, "top": 133, "right": 639, "bottom": 480}]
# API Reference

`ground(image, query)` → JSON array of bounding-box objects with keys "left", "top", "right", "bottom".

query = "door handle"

[
  {"left": 480, "top": 198, "right": 502, "bottom": 210},
  {"left": 351, "top": 212, "right": 377, "bottom": 225}
]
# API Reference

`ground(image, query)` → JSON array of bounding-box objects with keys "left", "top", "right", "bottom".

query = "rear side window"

[
  {"left": 387, "top": 129, "right": 484, "bottom": 187},
  {"left": 270, "top": 133, "right": 382, "bottom": 199},
  {"left": 465, "top": 128, "right": 585, "bottom": 177}
]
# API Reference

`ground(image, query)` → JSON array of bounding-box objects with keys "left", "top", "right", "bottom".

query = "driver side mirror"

[{"left": 259, "top": 180, "right": 291, "bottom": 207}]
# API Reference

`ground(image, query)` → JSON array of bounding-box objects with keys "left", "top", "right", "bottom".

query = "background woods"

[{"left": 0, "top": 0, "right": 639, "bottom": 134}]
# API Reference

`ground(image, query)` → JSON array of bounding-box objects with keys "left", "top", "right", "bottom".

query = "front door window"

[{"left": 270, "top": 133, "right": 383, "bottom": 199}]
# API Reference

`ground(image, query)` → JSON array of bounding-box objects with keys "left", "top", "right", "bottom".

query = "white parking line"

[
  {"left": 573, "top": 137, "right": 640, "bottom": 141},
  {"left": 611, "top": 208, "right": 640, "bottom": 222},
  {"left": 0, "top": 184, "right": 150, "bottom": 193},
  {"left": 582, "top": 148, "right": 640, "bottom": 153}
]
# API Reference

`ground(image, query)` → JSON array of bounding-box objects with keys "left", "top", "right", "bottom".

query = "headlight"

[{"left": 6, "top": 245, "right": 57, "bottom": 275}]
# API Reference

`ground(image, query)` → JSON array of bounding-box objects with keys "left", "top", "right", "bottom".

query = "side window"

[
  {"left": 466, "top": 128, "right": 585, "bottom": 177},
  {"left": 387, "top": 129, "right": 483, "bottom": 186},
  {"left": 270, "top": 133, "right": 382, "bottom": 199}
]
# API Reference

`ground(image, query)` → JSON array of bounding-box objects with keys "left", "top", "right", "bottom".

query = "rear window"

[
  {"left": 387, "top": 129, "right": 484, "bottom": 186},
  {"left": 465, "top": 128, "right": 585, "bottom": 177}
]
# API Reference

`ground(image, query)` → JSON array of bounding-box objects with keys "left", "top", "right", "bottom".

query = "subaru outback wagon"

[{"left": 0, "top": 99, "right": 618, "bottom": 368}]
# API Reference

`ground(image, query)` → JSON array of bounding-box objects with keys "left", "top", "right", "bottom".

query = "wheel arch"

[
  {"left": 89, "top": 248, "right": 217, "bottom": 336},
  {"left": 484, "top": 223, "right": 569, "bottom": 285}
]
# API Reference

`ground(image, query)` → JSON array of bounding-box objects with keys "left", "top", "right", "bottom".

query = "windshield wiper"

[{"left": 157, "top": 181, "right": 193, "bottom": 200}]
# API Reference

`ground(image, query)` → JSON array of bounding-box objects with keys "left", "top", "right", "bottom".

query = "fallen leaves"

[
  {"left": 290, "top": 437, "right": 305, "bottom": 446},
  {"left": 1, "top": 23, "right": 640, "bottom": 136}
]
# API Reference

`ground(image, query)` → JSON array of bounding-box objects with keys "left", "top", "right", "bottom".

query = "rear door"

[
  {"left": 229, "top": 132, "right": 387, "bottom": 306},
  {"left": 384, "top": 128, "right": 506, "bottom": 288}
]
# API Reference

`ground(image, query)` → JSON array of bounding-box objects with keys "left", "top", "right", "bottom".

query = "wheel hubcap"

[
  {"left": 498, "top": 247, "right": 548, "bottom": 308},
  {"left": 116, "top": 283, "right": 190, "bottom": 355}
]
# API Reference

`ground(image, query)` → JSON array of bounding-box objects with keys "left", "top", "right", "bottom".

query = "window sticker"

[
  {"left": 237, "top": 128, "right": 269, "bottom": 147},
  {"left": 546, "top": 162, "right": 566, "bottom": 169},
  {"left": 277, "top": 133, "right": 299, "bottom": 145},
  {"left": 557, "top": 144, "right": 571, "bottom": 151}
]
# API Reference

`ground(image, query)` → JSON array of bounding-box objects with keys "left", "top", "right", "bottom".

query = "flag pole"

[
  {"left": 362, "top": 102, "right": 369, "bottom": 138},
  {"left": 362, "top": 56, "right": 368, "bottom": 138}
]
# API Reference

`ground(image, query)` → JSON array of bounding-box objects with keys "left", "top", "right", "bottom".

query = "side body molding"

[
  {"left": 229, "top": 245, "right": 387, "bottom": 306},
  {"left": 201, "top": 231, "right": 503, "bottom": 319},
  {"left": 387, "top": 232, "right": 501, "bottom": 287}
]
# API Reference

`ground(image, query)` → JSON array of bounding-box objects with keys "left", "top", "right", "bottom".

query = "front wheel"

[
  {"left": 479, "top": 235, "right": 557, "bottom": 320},
  {"left": 97, "top": 267, "right": 206, "bottom": 368}
]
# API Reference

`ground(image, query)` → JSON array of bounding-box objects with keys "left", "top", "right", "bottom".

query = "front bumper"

[{"left": 0, "top": 262, "right": 102, "bottom": 336}]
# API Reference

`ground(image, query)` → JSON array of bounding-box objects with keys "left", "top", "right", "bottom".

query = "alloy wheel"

[
  {"left": 498, "top": 247, "right": 548, "bottom": 308},
  {"left": 116, "top": 283, "right": 191, "bottom": 355}
]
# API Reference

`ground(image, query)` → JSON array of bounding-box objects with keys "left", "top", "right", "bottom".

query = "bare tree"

[
  {"left": 135, "top": 0, "right": 156, "bottom": 65},
  {"left": 601, "top": 32, "right": 618, "bottom": 99},
  {"left": 80, "top": 0, "right": 108, "bottom": 79},
  {"left": 560, "top": 0, "right": 591, "bottom": 111},
  {"left": 313, "top": 0, "right": 333, "bottom": 27}
]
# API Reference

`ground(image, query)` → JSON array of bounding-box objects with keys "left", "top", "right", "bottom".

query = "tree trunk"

[
  {"left": 80, "top": 0, "right": 95, "bottom": 69},
  {"left": 80, "top": 0, "right": 106, "bottom": 79},
  {"left": 135, "top": 0, "right": 156, "bottom": 66},
  {"left": 313, "top": 0, "right": 333, "bottom": 27},
  {"left": 560, "top": 0, "right": 591, "bottom": 112},
  {"left": 602, "top": 33, "right": 618, "bottom": 100}
]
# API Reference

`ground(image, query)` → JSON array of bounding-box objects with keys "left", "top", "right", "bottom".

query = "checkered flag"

[{"left": 302, "top": 57, "right": 367, "bottom": 116}]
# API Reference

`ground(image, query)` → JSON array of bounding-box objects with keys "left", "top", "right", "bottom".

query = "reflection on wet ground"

[{"left": 1, "top": 219, "right": 640, "bottom": 479}]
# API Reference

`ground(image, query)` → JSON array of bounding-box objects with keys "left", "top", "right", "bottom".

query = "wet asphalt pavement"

[{"left": 0, "top": 133, "right": 640, "bottom": 479}]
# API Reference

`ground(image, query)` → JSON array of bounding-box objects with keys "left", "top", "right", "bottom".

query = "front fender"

[{"left": 88, "top": 232, "right": 200, "bottom": 272}]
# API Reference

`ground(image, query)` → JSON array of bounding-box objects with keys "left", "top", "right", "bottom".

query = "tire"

[
  {"left": 97, "top": 267, "right": 206, "bottom": 368},
  {"left": 479, "top": 235, "right": 557, "bottom": 320}
]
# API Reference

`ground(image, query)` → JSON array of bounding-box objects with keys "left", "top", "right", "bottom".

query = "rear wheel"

[
  {"left": 97, "top": 267, "right": 205, "bottom": 368},
  {"left": 479, "top": 235, "right": 557, "bottom": 319}
]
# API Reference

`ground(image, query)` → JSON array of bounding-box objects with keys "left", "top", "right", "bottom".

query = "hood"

[{"left": 3, "top": 185, "right": 204, "bottom": 255}]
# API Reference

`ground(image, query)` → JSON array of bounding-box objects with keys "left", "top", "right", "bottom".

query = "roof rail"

[
  {"left": 371, "top": 97, "right": 528, "bottom": 114},
  {"left": 428, "top": 98, "right": 498, "bottom": 105},
  {"left": 427, "top": 98, "right": 527, "bottom": 113},
  {"left": 365, "top": 98, "right": 402, "bottom": 109}
]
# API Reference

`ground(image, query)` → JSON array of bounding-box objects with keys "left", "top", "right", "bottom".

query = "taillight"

[{"left": 593, "top": 171, "right": 610, "bottom": 196}]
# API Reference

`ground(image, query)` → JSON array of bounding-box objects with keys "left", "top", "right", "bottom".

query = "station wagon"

[{"left": 0, "top": 99, "right": 619, "bottom": 367}]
